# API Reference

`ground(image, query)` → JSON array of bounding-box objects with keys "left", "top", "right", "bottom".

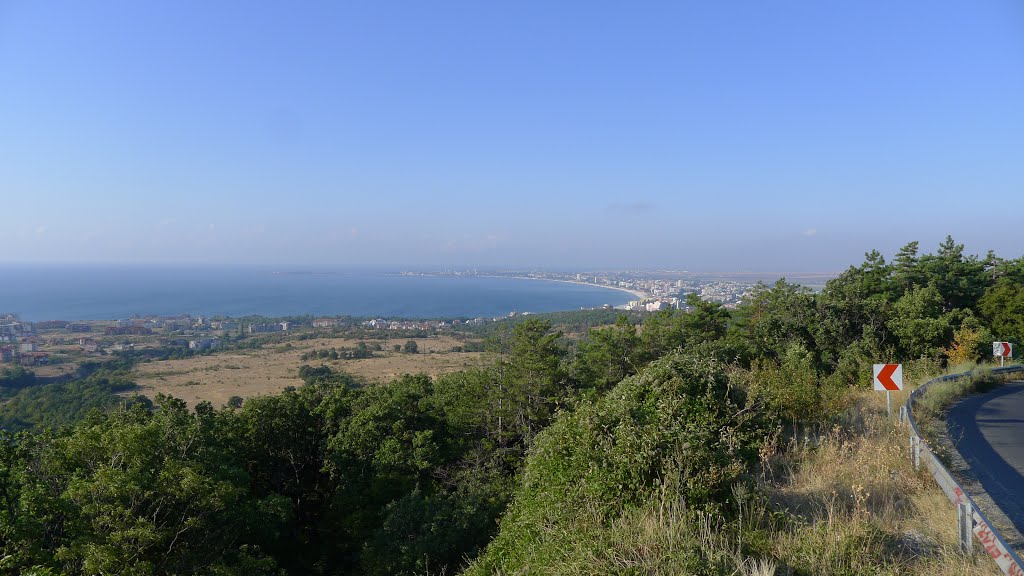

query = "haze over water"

[{"left": 0, "top": 266, "right": 631, "bottom": 321}]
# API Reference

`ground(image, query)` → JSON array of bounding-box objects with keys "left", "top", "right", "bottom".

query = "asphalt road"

[{"left": 948, "top": 381, "right": 1024, "bottom": 534}]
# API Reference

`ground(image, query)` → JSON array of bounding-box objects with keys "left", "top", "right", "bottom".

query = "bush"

[
  {"left": 468, "top": 351, "right": 765, "bottom": 573},
  {"left": 0, "top": 366, "right": 37, "bottom": 389},
  {"left": 744, "top": 343, "right": 849, "bottom": 426}
]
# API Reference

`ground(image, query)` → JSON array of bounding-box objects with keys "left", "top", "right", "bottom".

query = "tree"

[
  {"left": 355, "top": 341, "right": 371, "bottom": 359},
  {"left": 919, "top": 235, "right": 987, "bottom": 312},
  {"left": 746, "top": 343, "right": 828, "bottom": 425},
  {"left": 892, "top": 241, "right": 924, "bottom": 293},
  {"left": 944, "top": 322, "right": 990, "bottom": 366},
  {"left": 404, "top": 340, "right": 418, "bottom": 354},
  {"left": 814, "top": 251, "right": 895, "bottom": 368},
  {"left": 746, "top": 279, "right": 818, "bottom": 362},
  {"left": 570, "top": 315, "right": 640, "bottom": 392},
  {"left": 681, "top": 293, "right": 731, "bottom": 344},
  {"left": 0, "top": 366, "right": 37, "bottom": 389},
  {"left": 887, "top": 284, "right": 954, "bottom": 358},
  {"left": 230, "top": 384, "right": 350, "bottom": 572},
  {"left": 434, "top": 368, "right": 503, "bottom": 439},
  {"left": 499, "top": 319, "right": 564, "bottom": 444},
  {"left": 980, "top": 279, "right": 1024, "bottom": 343},
  {"left": 4, "top": 399, "right": 287, "bottom": 575}
]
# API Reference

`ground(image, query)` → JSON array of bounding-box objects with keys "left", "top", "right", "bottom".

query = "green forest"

[{"left": 2, "top": 237, "right": 1024, "bottom": 575}]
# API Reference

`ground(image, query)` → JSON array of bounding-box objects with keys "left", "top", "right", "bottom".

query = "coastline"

[
  {"left": 475, "top": 275, "right": 648, "bottom": 300},
  {"left": 3, "top": 269, "right": 647, "bottom": 321}
]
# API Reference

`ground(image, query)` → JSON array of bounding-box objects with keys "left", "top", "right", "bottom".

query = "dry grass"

[
  {"left": 28, "top": 364, "right": 79, "bottom": 379},
  {"left": 478, "top": 387, "right": 1001, "bottom": 575},
  {"left": 130, "top": 335, "right": 485, "bottom": 408},
  {"left": 762, "top": 389, "right": 1001, "bottom": 575}
]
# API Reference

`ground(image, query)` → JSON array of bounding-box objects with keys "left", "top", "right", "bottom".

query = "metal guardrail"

[{"left": 905, "top": 365, "right": 1024, "bottom": 575}]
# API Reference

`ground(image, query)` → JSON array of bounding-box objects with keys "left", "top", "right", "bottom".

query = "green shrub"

[
  {"left": 468, "top": 351, "right": 765, "bottom": 573},
  {"left": 744, "top": 343, "right": 846, "bottom": 426}
]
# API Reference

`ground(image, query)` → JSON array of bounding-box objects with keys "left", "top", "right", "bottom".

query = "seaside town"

[
  {"left": 0, "top": 270, "right": 819, "bottom": 371},
  {"left": 403, "top": 269, "right": 772, "bottom": 312},
  {"left": 0, "top": 314, "right": 415, "bottom": 365}
]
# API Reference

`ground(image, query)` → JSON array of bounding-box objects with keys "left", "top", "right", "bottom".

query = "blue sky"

[{"left": 1, "top": 1, "right": 1022, "bottom": 270}]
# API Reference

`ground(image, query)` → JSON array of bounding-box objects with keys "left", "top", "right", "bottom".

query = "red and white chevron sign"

[
  {"left": 873, "top": 363, "right": 903, "bottom": 391},
  {"left": 993, "top": 342, "right": 1013, "bottom": 358}
]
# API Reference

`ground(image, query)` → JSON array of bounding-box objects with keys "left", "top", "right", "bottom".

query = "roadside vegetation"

[
  {"left": 466, "top": 381, "right": 1001, "bottom": 576},
  {"left": 907, "top": 360, "right": 1021, "bottom": 453},
  {"left": 1, "top": 236, "right": 1023, "bottom": 574}
]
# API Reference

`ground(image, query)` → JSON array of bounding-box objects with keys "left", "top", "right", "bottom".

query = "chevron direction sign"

[
  {"left": 873, "top": 363, "right": 903, "bottom": 391},
  {"left": 993, "top": 342, "right": 1012, "bottom": 358}
]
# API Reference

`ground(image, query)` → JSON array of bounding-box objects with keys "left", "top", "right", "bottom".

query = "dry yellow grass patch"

[
  {"left": 29, "top": 364, "right": 79, "bottom": 379},
  {"left": 131, "top": 335, "right": 484, "bottom": 408},
  {"left": 766, "top": 389, "right": 1001, "bottom": 575},
  {"left": 339, "top": 351, "right": 487, "bottom": 384}
]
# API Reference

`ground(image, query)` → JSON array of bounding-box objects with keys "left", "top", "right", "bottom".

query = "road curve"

[{"left": 948, "top": 381, "right": 1024, "bottom": 535}]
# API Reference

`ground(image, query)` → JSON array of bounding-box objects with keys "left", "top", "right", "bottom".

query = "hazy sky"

[{"left": 2, "top": 1, "right": 1022, "bottom": 271}]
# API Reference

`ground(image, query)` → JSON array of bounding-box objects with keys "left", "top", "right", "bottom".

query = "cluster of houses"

[
  {"left": 0, "top": 315, "right": 48, "bottom": 366},
  {"left": 0, "top": 341, "right": 51, "bottom": 366},
  {"left": 312, "top": 318, "right": 344, "bottom": 329},
  {"left": 78, "top": 337, "right": 102, "bottom": 354},
  {"left": 623, "top": 297, "right": 683, "bottom": 312},
  {"left": 0, "top": 312, "right": 242, "bottom": 367},
  {"left": 359, "top": 318, "right": 461, "bottom": 331},
  {"left": 105, "top": 325, "right": 153, "bottom": 336},
  {"left": 32, "top": 320, "right": 92, "bottom": 332},
  {"left": 312, "top": 316, "right": 512, "bottom": 332},
  {"left": 0, "top": 314, "right": 28, "bottom": 343},
  {"left": 0, "top": 310, "right": 516, "bottom": 368},
  {"left": 0, "top": 320, "right": 101, "bottom": 366},
  {"left": 189, "top": 337, "right": 220, "bottom": 350},
  {"left": 247, "top": 322, "right": 290, "bottom": 334}
]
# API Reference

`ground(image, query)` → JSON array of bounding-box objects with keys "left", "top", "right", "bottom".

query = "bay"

[{"left": 0, "top": 266, "right": 631, "bottom": 321}]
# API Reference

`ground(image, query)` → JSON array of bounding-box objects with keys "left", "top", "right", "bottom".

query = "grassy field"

[{"left": 131, "top": 335, "right": 486, "bottom": 408}]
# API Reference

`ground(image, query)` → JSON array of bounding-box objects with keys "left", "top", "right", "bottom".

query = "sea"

[{"left": 0, "top": 266, "right": 631, "bottom": 321}]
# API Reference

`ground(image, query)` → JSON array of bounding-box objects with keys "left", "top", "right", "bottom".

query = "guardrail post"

[
  {"left": 958, "top": 501, "right": 974, "bottom": 553},
  {"left": 899, "top": 405, "right": 907, "bottom": 425},
  {"left": 911, "top": 435, "right": 921, "bottom": 471}
]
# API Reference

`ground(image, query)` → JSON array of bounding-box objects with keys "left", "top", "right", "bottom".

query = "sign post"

[
  {"left": 874, "top": 363, "right": 903, "bottom": 417},
  {"left": 993, "top": 342, "right": 1012, "bottom": 367}
]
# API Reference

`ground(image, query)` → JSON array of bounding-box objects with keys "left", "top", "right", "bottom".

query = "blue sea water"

[{"left": 0, "top": 266, "right": 630, "bottom": 321}]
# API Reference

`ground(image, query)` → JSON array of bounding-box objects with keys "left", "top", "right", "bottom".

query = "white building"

[{"left": 189, "top": 338, "right": 220, "bottom": 350}]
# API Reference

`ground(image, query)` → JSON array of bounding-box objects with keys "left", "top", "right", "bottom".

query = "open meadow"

[{"left": 131, "top": 335, "right": 486, "bottom": 408}]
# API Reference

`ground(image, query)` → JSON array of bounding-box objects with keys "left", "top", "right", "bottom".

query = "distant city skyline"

[{"left": 2, "top": 1, "right": 1022, "bottom": 270}]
